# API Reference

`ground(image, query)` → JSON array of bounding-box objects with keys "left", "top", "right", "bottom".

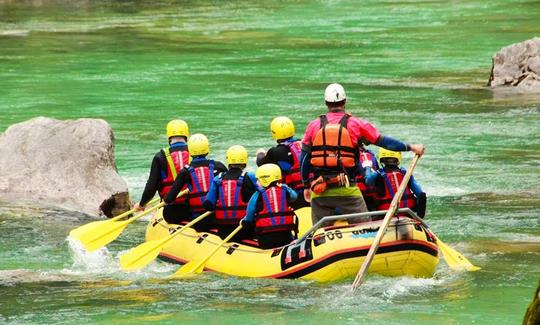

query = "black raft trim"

[{"left": 274, "top": 242, "right": 438, "bottom": 279}]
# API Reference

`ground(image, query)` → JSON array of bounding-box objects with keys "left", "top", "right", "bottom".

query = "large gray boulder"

[
  {"left": 0, "top": 117, "right": 130, "bottom": 217},
  {"left": 488, "top": 37, "right": 540, "bottom": 91}
]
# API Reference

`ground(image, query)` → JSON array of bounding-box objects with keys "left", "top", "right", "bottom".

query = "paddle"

[
  {"left": 69, "top": 196, "right": 161, "bottom": 240},
  {"left": 434, "top": 235, "right": 481, "bottom": 271},
  {"left": 170, "top": 223, "right": 244, "bottom": 279},
  {"left": 72, "top": 189, "right": 189, "bottom": 252},
  {"left": 351, "top": 154, "right": 421, "bottom": 291},
  {"left": 119, "top": 210, "right": 212, "bottom": 271},
  {"left": 396, "top": 208, "right": 480, "bottom": 271}
]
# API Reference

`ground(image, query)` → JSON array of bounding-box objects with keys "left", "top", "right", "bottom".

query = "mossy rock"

[{"left": 524, "top": 276, "right": 540, "bottom": 325}]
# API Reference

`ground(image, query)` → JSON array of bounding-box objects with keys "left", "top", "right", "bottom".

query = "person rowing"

[
  {"left": 134, "top": 119, "right": 191, "bottom": 224},
  {"left": 256, "top": 116, "right": 310, "bottom": 210},
  {"left": 204, "top": 145, "right": 258, "bottom": 240},
  {"left": 365, "top": 148, "right": 427, "bottom": 218},
  {"left": 164, "top": 133, "right": 227, "bottom": 232},
  {"left": 241, "top": 164, "right": 298, "bottom": 249},
  {"left": 300, "top": 83, "right": 425, "bottom": 225}
]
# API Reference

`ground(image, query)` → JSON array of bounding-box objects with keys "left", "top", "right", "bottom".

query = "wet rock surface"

[
  {"left": 488, "top": 37, "right": 540, "bottom": 91},
  {"left": 0, "top": 117, "right": 130, "bottom": 217}
]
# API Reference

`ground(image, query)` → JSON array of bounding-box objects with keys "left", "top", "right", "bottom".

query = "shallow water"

[{"left": 1, "top": 0, "right": 539, "bottom": 324}]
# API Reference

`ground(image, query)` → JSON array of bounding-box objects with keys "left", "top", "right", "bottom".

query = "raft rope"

[{"left": 153, "top": 215, "right": 421, "bottom": 254}]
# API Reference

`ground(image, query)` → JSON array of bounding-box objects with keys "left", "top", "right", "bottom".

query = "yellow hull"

[{"left": 145, "top": 208, "right": 439, "bottom": 282}]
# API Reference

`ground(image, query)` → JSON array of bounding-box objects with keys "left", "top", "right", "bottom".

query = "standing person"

[
  {"left": 355, "top": 145, "right": 379, "bottom": 211},
  {"left": 241, "top": 164, "right": 298, "bottom": 249},
  {"left": 164, "top": 134, "right": 227, "bottom": 231},
  {"left": 256, "top": 116, "right": 309, "bottom": 209},
  {"left": 134, "top": 119, "right": 191, "bottom": 224},
  {"left": 204, "top": 145, "right": 258, "bottom": 240},
  {"left": 300, "top": 83, "right": 425, "bottom": 225},
  {"left": 365, "top": 148, "right": 427, "bottom": 218}
]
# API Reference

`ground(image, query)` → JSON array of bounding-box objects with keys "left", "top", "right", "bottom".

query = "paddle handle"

[
  {"left": 118, "top": 189, "right": 189, "bottom": 226},
  {"left": 351, "top": 154, "right": 421, "bottom": 291}
]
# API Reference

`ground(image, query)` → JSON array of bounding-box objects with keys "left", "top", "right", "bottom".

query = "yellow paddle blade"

[
  {"left": 69, "top": 220, "right": 105, "bottom": 241},
  {"left": 295, "top": 207, "right": 312, "bottom": 237},
  {"left": 119, "top": 210, "right": 212, "bottom": 272},
  {"left": 77, "top": 220, "right": 131, "bottom": 252},
  {"left": 170, "top": 260, "right": 205, "bottom": 279},
  {"left": 119, "top": 239, "right": 165, "bottom": 271},
  {"left": 68, "top": 196, "right": 161, "bottom": 241},
  {"left": 437, "top": 237, "right": 481, "bottom": 271}
]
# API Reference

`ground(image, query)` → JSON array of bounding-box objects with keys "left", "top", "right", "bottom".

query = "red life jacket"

[
  {"left": 356, "top": 150, "right": 378, "bottom": 200},
  {"left": 376, "top": 168, "right": 417, "bottom": 211},
  {"left": 214, "top": 172, "right": 248, "bottom": 225},
  {"left": 255, "top": 185, "right": 295, "bottom": 234},
  {"left": 310, "top": 114, "right": 357, "bottom": 169},
  {"left": 187, "top": 161, "right": 215, "bottom": 214},
  {"left": 281, "top": 140, "right": 303, "bottom": 191},
  {"left": 159, "top": 147, "right": 190, "bottom": 204}
]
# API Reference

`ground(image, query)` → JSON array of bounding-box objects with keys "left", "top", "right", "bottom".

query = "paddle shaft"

[
  {"left": 158, "top": 211, "right": 212, "bottom": 248},
  {"left": 117, "top": 189, "right": 189, "bottom": 225},
  {"left": 110, "top": 196, "right": 160, "bottom": 222},
  {"left": 351, "top": 154, "right": 421, "bottom": 291}
]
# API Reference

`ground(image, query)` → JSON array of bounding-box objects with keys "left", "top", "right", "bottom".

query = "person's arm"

[
  {"left": 256, "top": 147, "right": 273, "bottom": 166},
  {"left": 407, "top": 174, "right": 423, "bottom": 196},
  {"left": 364, "top": 168, "right": 378, "bottom": 186},
  {"left": 137, "top": 154, "right": 162, "bottom": 209},
  {"left": 284, "top": 184, "right": 298, "bottom": 202},
  {"left": 203, "top": 176, "right": 219, "bottom": 211},
  {"left": 407, "top": 173, "right": 427, "bottom": 218},
  {"left": 376, "top": 135, "right": 425, "bottom": 156},
  {"left": 214, "top": 161, "right": 228, "bottom": 174},
  {"left": 300, "top": 148, "right": 312, "bottom": 188},
  {"left": 242, "top": 192, "right": 260, "bottom": 223},
  {"left": 164, "top": 169, "right": 188, "bottom": 204},
  {"left": 241, "top": 172, "right": 258, "bottom": 202}
]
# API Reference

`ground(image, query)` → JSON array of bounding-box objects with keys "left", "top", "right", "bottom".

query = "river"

[{"left": 1, "top": 1, "right": 539, "bottom": 324}]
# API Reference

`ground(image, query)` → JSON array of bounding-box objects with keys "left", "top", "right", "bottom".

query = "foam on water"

[{"left": 65, "top": 236, "right": 175, "bottom": 280}]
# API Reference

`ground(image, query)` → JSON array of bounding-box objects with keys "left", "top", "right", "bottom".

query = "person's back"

[
  {"left": 134, "top": 119, "right": 191, "bottom": 224},
  {"left": 256, "top": 116, "right": 309, "bottom": 209},
  {"left": 355, "top": 146, "right": 379, "bottom": 211},
  {"left": 164, "top": 134, "right": 227, "bottom": 231},
  {"left": 204, "top": 145, "right": 257, "bottom": 240},
  {"left": 241, "top": 164, "right": 297, "bottom": 249},
  {"left": 366, "top": 149, "right": 426, "bottom": 218},
  {"left": 301, "top": 83, "right": 425, "bottom": 225}
]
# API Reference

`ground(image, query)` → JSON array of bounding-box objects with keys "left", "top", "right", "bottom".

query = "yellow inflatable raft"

[{"left": 145, "top": 208, "right": 439, "bottom": 282}]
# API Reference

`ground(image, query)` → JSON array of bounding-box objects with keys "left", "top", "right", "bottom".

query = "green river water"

[{"left": 1, "top": 1, "right": 539, "bottom": 324}]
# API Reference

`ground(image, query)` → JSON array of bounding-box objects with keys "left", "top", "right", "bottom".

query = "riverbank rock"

[
  {"left": 523, "top": 277, "right": 540, "bottom": 325},
  {"left": 0, "top": 117, "right": 130, "bottom": 217},
  {"left": 488, "top": 37, "right": 540, "bottom": 91}
]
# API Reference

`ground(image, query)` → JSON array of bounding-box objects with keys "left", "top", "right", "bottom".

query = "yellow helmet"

[
  {"left": 166, "top": 119, "right": 189, "bottom": 139},
  {"left": 226, "top": 145, "right": 248, "bottom": 165},
  {"left": 256, "top": 164, "right": 282, "bottom": 187},
  {"left": 270, "top": 116, "right": 295, "bottom": 140},
  {"left": 378, "top": 148, "right": 402, "bottom": 165},
  {"left": 188, "top": 133, "right": 209, "bottom": 156}
]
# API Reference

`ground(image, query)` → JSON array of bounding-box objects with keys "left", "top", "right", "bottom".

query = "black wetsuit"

[
  {"left": 165, "top": 157, "right": 227, "bottom": 230},
  {"left": 139, "top": 143, "right": 190, "bottom": 224}
]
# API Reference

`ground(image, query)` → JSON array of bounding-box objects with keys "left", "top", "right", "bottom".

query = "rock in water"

[
  {"left": 523, "top": 277, "right": 540, "bottom": 325},
  {"left": 488, "top": 37, "right": 540, "bottom": 91},
  {"left": 0, "top": 117, "right": 130, "bottom": 217}
]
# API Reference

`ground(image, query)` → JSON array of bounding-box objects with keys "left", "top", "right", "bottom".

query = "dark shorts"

[{"left": 311, "top": 195, "right": 368, "bottom": 226}]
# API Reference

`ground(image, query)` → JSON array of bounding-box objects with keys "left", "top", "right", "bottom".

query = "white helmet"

[{"left": 324, "top": 83, "right": 346, "bottom": 103}]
